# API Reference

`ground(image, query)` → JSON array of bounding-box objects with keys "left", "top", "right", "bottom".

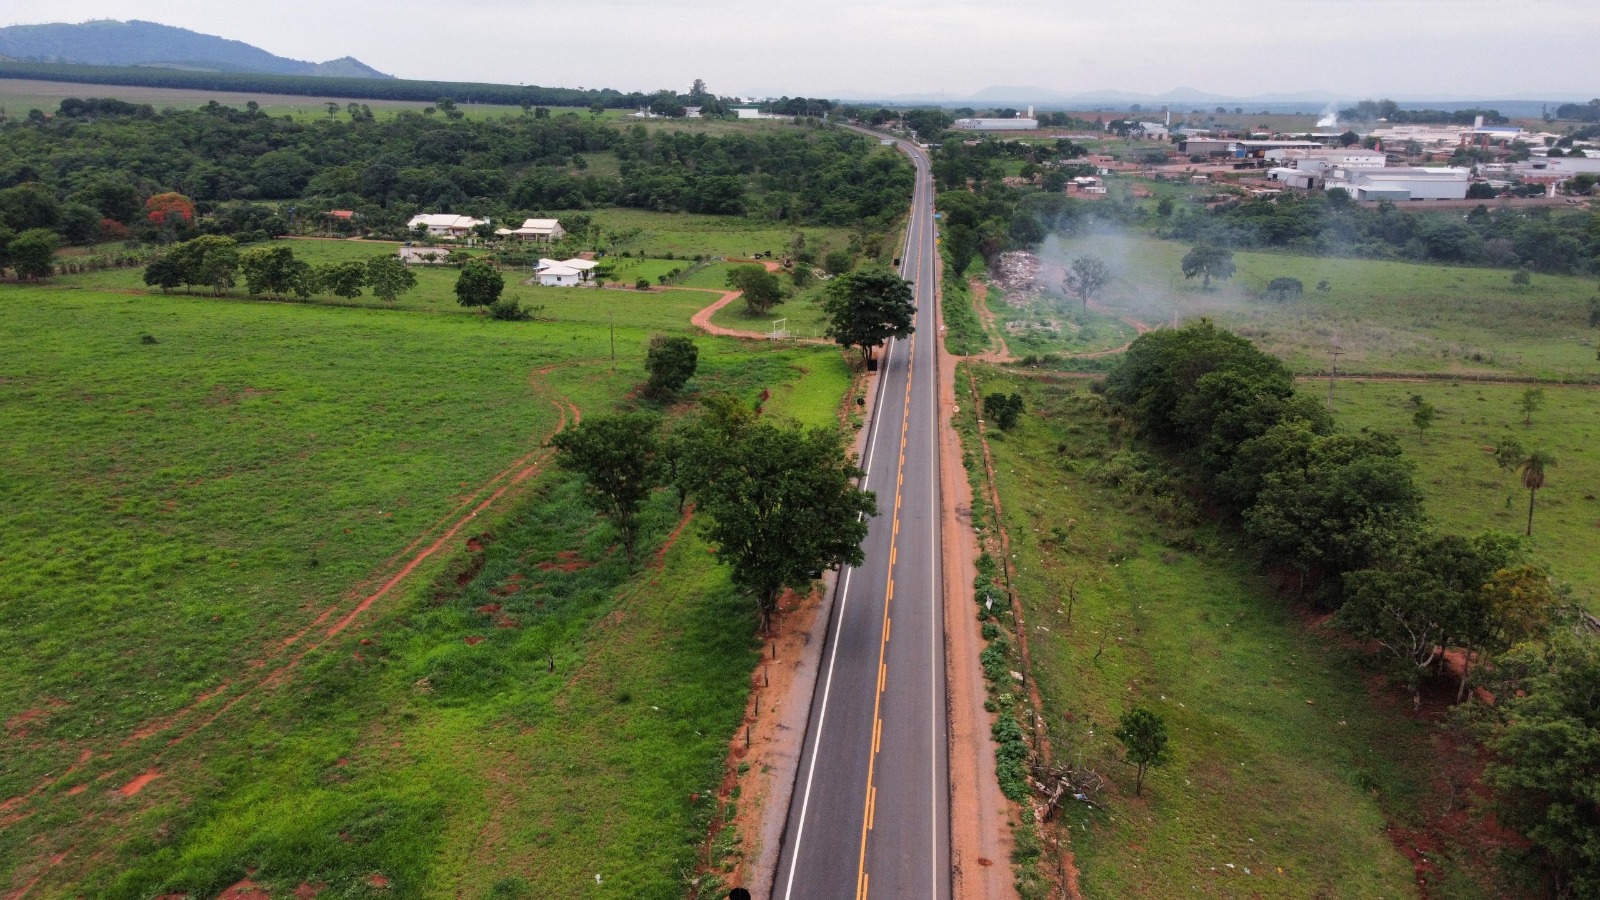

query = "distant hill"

[{"left": 0, "top": 20, "right": 391, "bottom": 79}]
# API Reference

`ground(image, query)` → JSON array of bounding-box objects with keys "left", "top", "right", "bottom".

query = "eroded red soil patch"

[
  {"left": 293, "top": 881, "right": 325, "bottom": 899},
  {"left": 218, "top": 878, "right": 269, "bottom": 900},
  {"left": 464, "top": 636, "right": 485, "bottom": 646},
  {"left": 366, "top": 873, "right": 390, "bottom": 889},
  {"left": 117, "top": 767, "right": 161, "bottom": 798}
]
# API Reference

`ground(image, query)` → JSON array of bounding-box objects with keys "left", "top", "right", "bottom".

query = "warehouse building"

[
  {"left": 1323, "top": 166, "right": 1471, "bottom": 201},
  {"left": 954, "top": 105, "right": 1039, "bottom": 131}
]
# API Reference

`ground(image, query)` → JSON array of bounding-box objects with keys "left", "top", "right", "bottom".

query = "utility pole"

[{"left": 1327, "top": 346, "right": 1345, "bottom": 412}]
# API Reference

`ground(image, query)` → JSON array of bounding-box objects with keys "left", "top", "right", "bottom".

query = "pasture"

[
  {"left": 0, "top": 275, "right": 851, "bottom": 896},
  {"left": 1324, "top": 379, "right": 1600, "bottom": 606},
  {"left": 1042, "top": 232, "right": 1600, "bottom": 380},
  {"left": 960, "top": 364, "right": 1508, "bottom": 899}
]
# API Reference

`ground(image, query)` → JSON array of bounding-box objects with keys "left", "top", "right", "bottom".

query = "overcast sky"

[{"left": 5, "top": 1, "right": 1597, "bottom": 101}]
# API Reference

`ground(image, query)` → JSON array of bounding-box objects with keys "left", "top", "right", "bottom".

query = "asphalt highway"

[{"left": 773, "top": 136, "right": 949, "bottom": 900}]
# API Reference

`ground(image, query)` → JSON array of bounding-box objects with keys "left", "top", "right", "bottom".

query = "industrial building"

[
  {"left": 953, "top": 105, "right": 1039, "bottom": 131},
  {"left": 1323, "top": 166, "right": 1471, "bottom": 201}
]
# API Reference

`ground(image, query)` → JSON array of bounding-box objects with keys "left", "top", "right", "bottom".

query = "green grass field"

[
  {"left": 1043, "top": 233, "right": 1600, "bottom": 380},
  {"left": 960, "top": 364, "right": 1509, "bottom": 899},
  {"left": 0, "top": 273, "right": 851, "bottom": 896},
  {"left": 1324, "top": 379, "right": 1600, "bottom": 607},
  {"left": 581, "top": 209, "right": 854, "bottom": 261}
]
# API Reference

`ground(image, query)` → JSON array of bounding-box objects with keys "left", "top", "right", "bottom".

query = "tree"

[
  {"left": 1589, "top": 296, "right": 1600, "bottom": 328},
  {"left": 240, "top": 245, "right": 309, "bottom": 298},
  {"left": 697, "top": 419, "right": 875, "bottom": 629},
  {"left": 550, "top": 412, "right": 660, "bottom": 563},
  {"left": 166, "top": 235, "right": 239, "bottom": 295},
  {"left": 1265, "top": 276, "right": 1304, "bottom": 302},
  {"left": 1113, "top": 708, "right": 1169, "bottom": 796},
  {"left": 946, "top": 224, "right": 978, "bottom": 276},
  {"left": 791, "top": 265, "right": 814, "bottom": 288},
  {"left": 454, "top": 259, "right": 503, "bottom": 307},
  {"left": 1412, "top": 400, "right": 1436, "bottom": 443},
  {"left": 822, "top": 269, "right": 916, "bottom": 365},
  {"left": 1482, "top": 637, "right": 1600, "bottom": 894},
  {"left": 983, "top": 392, "right": 1025, "bottom": 430},
  {"left": 0, "top": 183, "right": 61, "bottom": 232},
  {"left": 1064, "top": 255, "right": 1111, "bottom": 311},
  {"left": 1180, "top": 244, "right": 1236, "bottom": 290},
  {"left": 645, "top": 335, "right": 699, "bottom": 396},
  {"left": 1340, "top": 531, "right": 1523, "bottom": 707},
  {"left": 317, "top": 261, "right": 368, "bottom": 300},
  {"left": 8, "top": 228, "right": 58, "bottom": 280},
  {"left": 366, "top": 256, "right": 417, "bottom": 303},
  {"left": 1493, "top": 434, "right": 1526, "bottom": 483},
  {"left": 1512, "top": 267, "right": 1532, "bottom": 288},
  {"left": 1518, "top": 386, "right": 1545, "bottom": 427},
  {"left": 143, "top": 192, "right": 195, "bottom": 226},
  {"left": 635, "top": 278, "right": 651, "bottom": 291},
  {"left": 726, "top": 264, "right": 784, "bottom": 316},
  {"left": 143, "top": 253, "right": 184, "bottom": 292},
  {"left": 1519, "top": 451, "right": 1556, "bottom": 536},
  {"left": 823, "top": 249, "right": 854, "bottom": 275}
]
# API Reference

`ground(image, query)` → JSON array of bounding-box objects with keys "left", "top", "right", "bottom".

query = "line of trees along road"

[
  {"left": 553, "top": 394, "right": 874, "bottom": 630},
  {"left": 1103, "top": 321, "right": 1595, "bottom": 893}
]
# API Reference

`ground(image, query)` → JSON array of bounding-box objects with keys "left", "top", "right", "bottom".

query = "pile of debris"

[{"left": 992, "top": 250, "right": 1042, "bottom": 292}]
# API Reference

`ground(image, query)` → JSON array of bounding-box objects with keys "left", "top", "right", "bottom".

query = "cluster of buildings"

[{"left": 404, "top": 214, "right": 568, "bottom": 243}]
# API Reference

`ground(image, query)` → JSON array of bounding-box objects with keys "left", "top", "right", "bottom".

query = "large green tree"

[
  {"left": 8, "top": 228, "right": 58, "bottom": 280},
  {"left": 317, "top": 261, "right": 368, "bottom": 300},
  {"left": 239, "top": 245, "right": 311, "bottom": 298},
  {"left": 550, "top": 412, "right": 661, "bottom": 563},
  {"left": 454, "top": 259, "right": 505, "bottom": 307},
  {"left": 726, "top": 264, "right": 784, "bottom": 316},
  {"left": 645, "top": 335, "right": 699, "bottom": 396},
  {"left": 1180, "top": 244, "right": 1236, "bottom": 290},
  {"left": 697, "top": 419, "right": 875, "bottom": 629},
  {"left": 367, "top": 256, "right": 418, "bottom": 303},
  {"left": 822, "top": 268, "right": 916, "bottom": 365},
  {"left": 1483, "top": 637, "right": 1600, "bottom": 894}
]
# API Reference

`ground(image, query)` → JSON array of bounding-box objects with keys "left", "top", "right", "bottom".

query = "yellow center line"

[{"left": 855, "top": 155, "right": 929, "bottom": 900}]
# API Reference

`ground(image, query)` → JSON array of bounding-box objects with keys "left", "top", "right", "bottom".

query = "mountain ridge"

[{"left": 0, "top": 20, "right": 391, "bottom": 79}]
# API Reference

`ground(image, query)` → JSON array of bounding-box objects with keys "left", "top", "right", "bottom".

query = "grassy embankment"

[
  {"left": 1043, "top": 232, "right": 1600, "bottom": 381},
  {"left": 0, "top": 234, "right": 851, "bottom": 896},
  {"left": 957, "top": 364, "right": 1514, "bottom": 899}
]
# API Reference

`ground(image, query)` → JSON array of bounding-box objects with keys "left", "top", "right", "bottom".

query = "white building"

[
  {"left": 954, "top": 105, "right": 1039, "bottom": 131},
  {"left": 1138, "top": 122, "right": 1170, "bottom": 139},
  {"left": 498, "top": 218, "right": 567, "bottom": 243},
  {"left": 1268, "top": 148, "right": 1386, "bottom": 171},
  {"left": 1323, "top": 166, "right": 1471, "bottom": 201},
  {"left": 533, "top": 257, "right": 598, "bottom": 287},
  {"left": 407, "top": 214, "right": 488, "bottom": 238},
  {"left": 1267, "top": 167, "right": 1321, "bottom": 190}
]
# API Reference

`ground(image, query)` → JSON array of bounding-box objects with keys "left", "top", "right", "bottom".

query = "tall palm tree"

[{"left": 1519, "top": 451, "right": 1557, "bottom": 536}]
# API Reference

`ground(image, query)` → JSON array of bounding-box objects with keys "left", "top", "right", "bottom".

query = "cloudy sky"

[{"left": 5, "top": 1, "right": 1597, "bottom": 100}]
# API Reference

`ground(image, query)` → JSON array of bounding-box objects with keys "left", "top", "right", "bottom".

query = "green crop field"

[
  {"left": 959, "top": 364, "right": 1508, "bottom": 899},
  {"left": 1043, "top": 233, "right": 1600, "bottom": 380},
  {"left": 1324, "top": 379, "right": 1600, "bottom": 607},
  {"left": 0, "top": 267, "right": 852, "bottom": 896}
]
